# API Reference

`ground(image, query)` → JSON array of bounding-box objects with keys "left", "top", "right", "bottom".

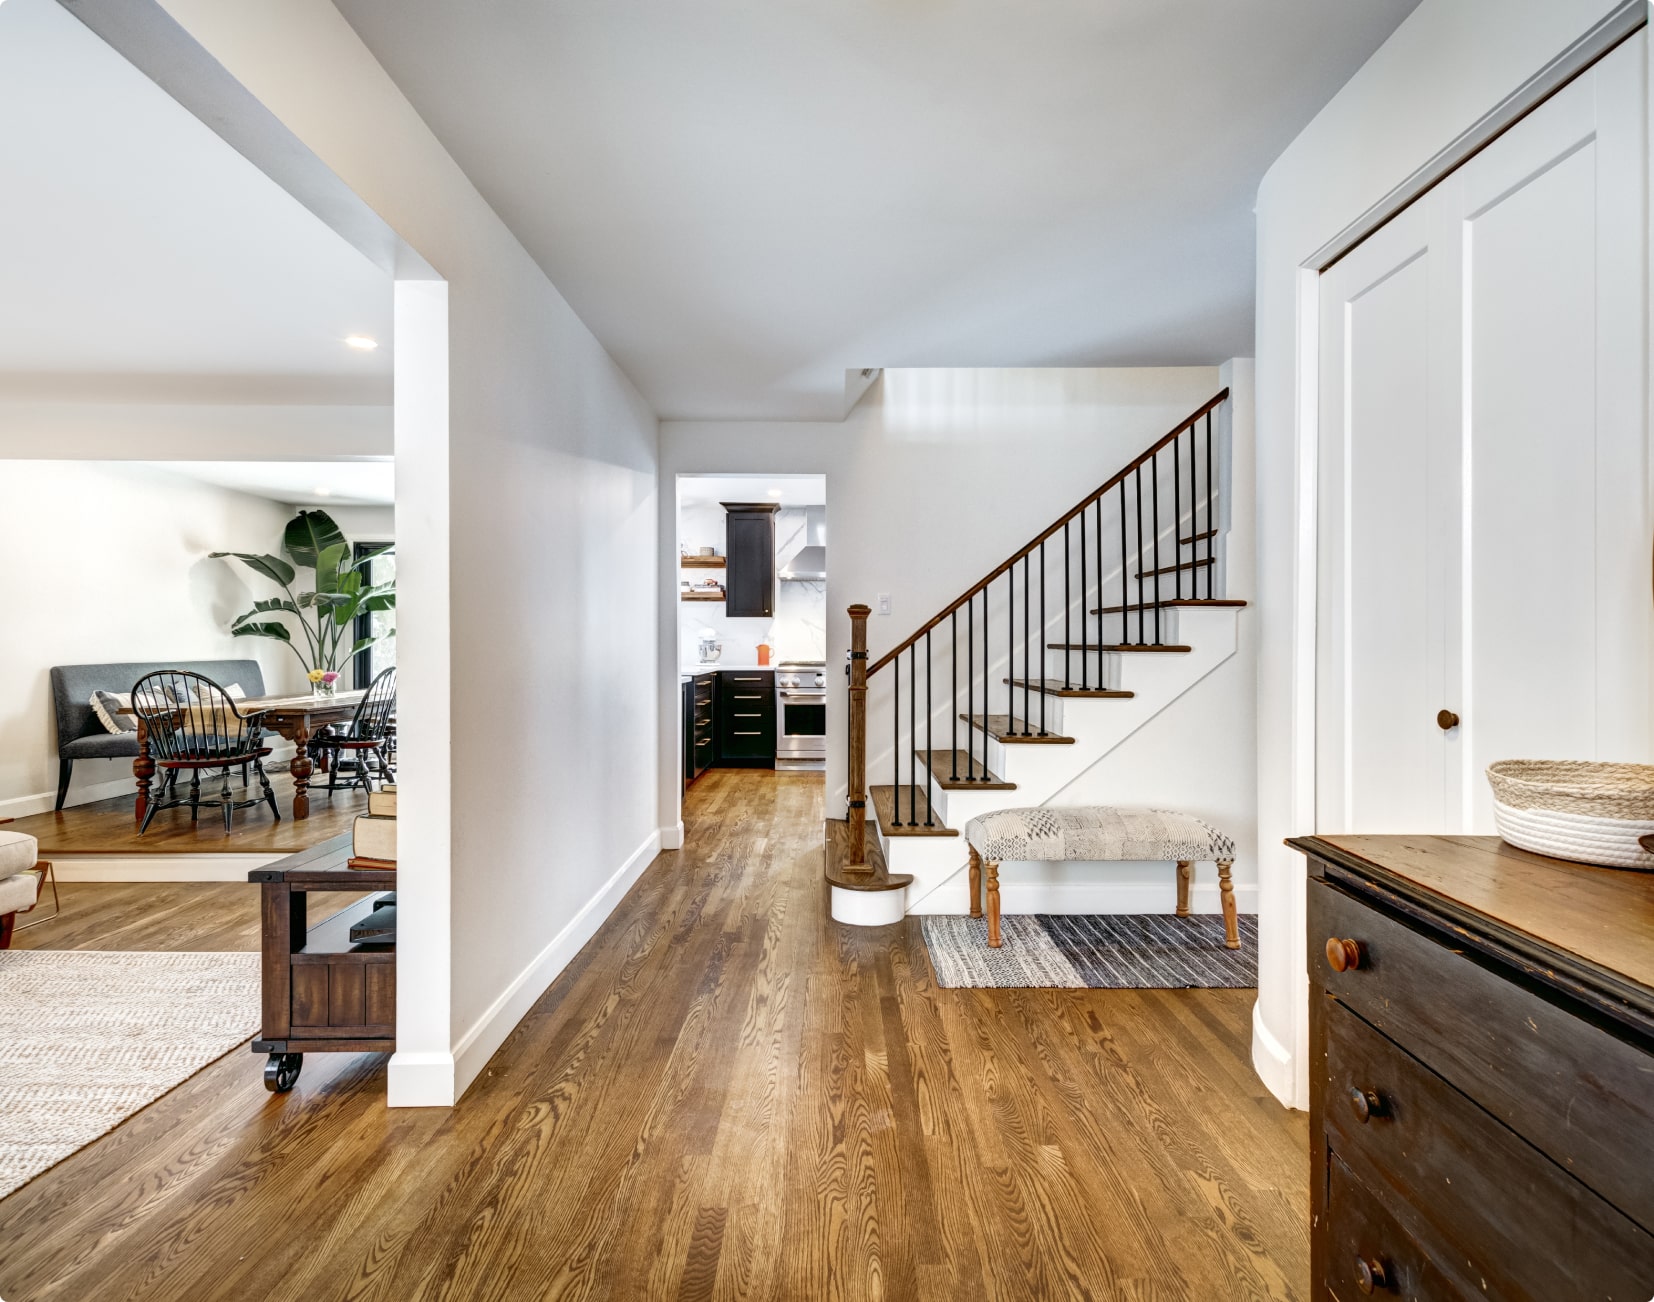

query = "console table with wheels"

[{"left": 249, "top": 833, "right": 395, "bottom": 1092}]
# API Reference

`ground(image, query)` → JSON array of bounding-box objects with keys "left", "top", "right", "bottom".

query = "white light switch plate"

[{"left": 877, "top": 593, "right": 891, "bottom": 615}]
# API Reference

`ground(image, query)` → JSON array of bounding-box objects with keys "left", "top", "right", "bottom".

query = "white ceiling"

[
  {"left": 0, "top": 0, "right": 392, "bottom": 400},
  {"left": 334, "top": 0, "right": 1419, "bottom": 420},
  {"left": 141, "top": 460, "right": 396, "bottom": 507},
  {"left": 680, "top": 474, "right": 826, "bottom": 508}
]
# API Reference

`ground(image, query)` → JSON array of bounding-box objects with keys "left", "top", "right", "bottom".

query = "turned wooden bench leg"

[
  {"left": 1217, "top": 858, "right": 1239, "bottom": 949},
  {"left": 1176, "top": 860, "right": 1193, "bottom": 916},
  {"left": 969, "top": 845, "right": 984, "bottom": 919},
  {"left": 985, "top": 860, "right": 1001, "bottom": 948}
]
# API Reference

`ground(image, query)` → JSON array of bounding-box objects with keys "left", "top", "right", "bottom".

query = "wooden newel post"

[{"left": 846, "top": 603, "right": 871, "bottom": 869}]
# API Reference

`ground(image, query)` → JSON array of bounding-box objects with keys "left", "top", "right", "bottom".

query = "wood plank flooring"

[
  {"left": 0, "top": 768, "right": 1309, "bottom": 1300},
  {"left": 6, "top": 768, "right": 369, "bottom": 855}
]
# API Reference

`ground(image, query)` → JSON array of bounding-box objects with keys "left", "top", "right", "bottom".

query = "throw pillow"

[{"left": 89, "top": 690, "right": 137, "bottom": 734}]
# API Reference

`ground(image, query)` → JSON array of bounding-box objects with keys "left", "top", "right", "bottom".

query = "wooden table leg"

[
  {"left": 969, "top": 845, "right": 984, "bottom": 919},
  {"left": 290, "top": 721, "right": 313, "bottom": 820},
  {"left": 986, "top": 859, "right": 1001, "bottom": 948},
  {"left": 1176, "top": 860, "right": 1193, "bottom": 916},
  {"left": 1217, "top": 859, "right": 1239, "bottom": 949},
  {"left": 133, "top": 717, "right": 154, "bottom": 829}
]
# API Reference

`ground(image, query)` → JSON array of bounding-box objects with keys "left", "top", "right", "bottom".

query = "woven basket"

[{"left": 1485, "top": 760, "right": 1654, "bottom": 870}]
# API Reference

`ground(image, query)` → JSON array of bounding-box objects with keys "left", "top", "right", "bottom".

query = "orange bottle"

[{"left": 757, "top": 641, "right": 772, "bottom": 666}]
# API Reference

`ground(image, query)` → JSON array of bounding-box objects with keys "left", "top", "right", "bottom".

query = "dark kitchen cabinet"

[
  {"left": 683, "top": 673, "right": 716, "bottom": 787},
  {"left": 721, "top": 502, "right": 779, "bottom": 618},
  {"left": 717, "top": 670, "right": 774, "bottom": 765}
]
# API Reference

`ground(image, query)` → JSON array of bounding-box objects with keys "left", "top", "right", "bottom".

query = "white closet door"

[
  {"left": 1315, "top": 33, "right": 1648, "bottom": 835},
  {"left": 1452, "top": 38, "right": 1650, "bottom": 830},
  {"left": 1315, "top": 200, "right": 1455, "bottom": 833}
]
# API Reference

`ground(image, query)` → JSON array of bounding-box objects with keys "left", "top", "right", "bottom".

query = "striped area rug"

[{"left": 920, "top": 914, "right": 1258, "bottom": 989}]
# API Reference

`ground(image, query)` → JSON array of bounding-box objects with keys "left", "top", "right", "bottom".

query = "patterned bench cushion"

[
  {"left": 0, "top": 830, "right": 38, "bottom": 881},
  {"left": 965, "top": 807, "right": 1235, "bottom": 863}
]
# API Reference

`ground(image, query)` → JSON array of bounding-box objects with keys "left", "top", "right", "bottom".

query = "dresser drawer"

[
  {"left": 1325, "top": 1154, "right": 1468, "bottom": 1301},
  {"left": 1325, "top": 999, "right": 1654, "bottom": 1298},
  {"left": 1310, "top": 877, "right": 1654, "bottom": 1228}
]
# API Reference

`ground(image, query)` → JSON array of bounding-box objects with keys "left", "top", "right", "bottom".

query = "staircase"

[{"left": 826, "top": 390, "right": 1245, "bottom": 925}]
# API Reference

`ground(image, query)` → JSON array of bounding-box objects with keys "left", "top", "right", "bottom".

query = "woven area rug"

[
  {"left": 921, "top": 914, "right": 1258, "bottom": 989},
  {"left": 0, "top": 950, "right": 260, "bottom": 1199}
]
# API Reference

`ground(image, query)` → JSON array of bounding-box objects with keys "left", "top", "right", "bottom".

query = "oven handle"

[{"left": 777, "top": 691, "right": 827, "bottom": 703}]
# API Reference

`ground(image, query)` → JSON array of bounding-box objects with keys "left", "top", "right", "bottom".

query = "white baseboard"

[
  {"left": 1, "top": 743, "right": 298, "bottom": 820},
  {"left": 660, "top": 821, "right": 685, "bottom": 850},
  {"left": 387, "top": 1051, "right": 457, "bottom": 1108},
  {"left": 51, "top": 854, "right": 283, "bottom": 882},
  {"left": 1251, "top": 1000, "right": 1299, "bottom": 1110},
  {"left": 449, "top": 827, "right": 663, "bottom": 1102}
]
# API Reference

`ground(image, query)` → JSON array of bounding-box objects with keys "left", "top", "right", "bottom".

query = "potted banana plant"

[{"left": 212, "top": 509, "right": 395, "bottom": 690}]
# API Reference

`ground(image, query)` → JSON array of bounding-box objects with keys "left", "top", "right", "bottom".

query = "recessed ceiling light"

[
  {"left": 314, "top": 486, "right": 333, "bottom": 497},
  {"left": 767, "top": 489, "right": 783, "bottom": 498},
  {"left": 344, "top": 335, "right": 378, "bottom": 351}
]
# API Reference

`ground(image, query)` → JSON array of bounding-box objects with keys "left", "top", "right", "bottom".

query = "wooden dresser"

[{"left": 1291, "top": 834, "right": 1654, "bottom": 1300}]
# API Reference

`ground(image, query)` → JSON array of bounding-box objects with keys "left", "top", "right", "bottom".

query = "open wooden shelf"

[
  {"left": 682, "top": 591, "right": 726, "bottom": 602},
  {"left": 680, "top": 555, "right": 726, "bottom": 569}
]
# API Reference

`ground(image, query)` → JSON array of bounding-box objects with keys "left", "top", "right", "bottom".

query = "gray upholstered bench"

[{"left": 963, "top": 807, "right": 1238, "bottom": 951}]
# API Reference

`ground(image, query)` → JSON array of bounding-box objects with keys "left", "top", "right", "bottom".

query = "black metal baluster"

[
  {"left": 950, "top": 610, "right": 958, "bottom": 781},
  {"left": 1151, "top": 450, "right": 1162, "bottom": 645},
  {"left": 1012, "top": 549, "right": 1025, "bottom": 734},
  {"left": 1063, "top": 522, "right": 1072, "bottom": 690},
  {"left": 1188, "top": 424, "right": 1198, "bottom": 602},
  {"left": 1115, "top": 487, "right": 1126, "bottom": 646},
  {"left": 892, "top": 654, "right": 900, "bottom": 826},
  {"left": 1205, "top": 410, "right": 1215, "bottom": 598},
  {"left": 1006, "top": 562, "right": 1014, "bottom": 732},
  {"left": 924, "top": 630, "right": 933, "bottom": 825},
  {"left": 1134, "top": 467, "right": 1146, "bottom": 645},
  {"left": 1038, "top": 542, "right": 1047, "bottom": 735},
  {"left": 1173, "top": 430, "right": 1183, "bottom": 603},
  {"left": 1079, "top": 507, "right": 1089, "bottom": 688},
  {"left": 908, "top": 647, "right": 917, "bottom": 827}
]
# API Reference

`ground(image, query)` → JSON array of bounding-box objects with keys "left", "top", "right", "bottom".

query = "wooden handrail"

[{"left": 866, "top": 389, "right": 1229, "bottom": 676}]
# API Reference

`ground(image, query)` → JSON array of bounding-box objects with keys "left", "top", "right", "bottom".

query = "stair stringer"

[{"left": 879, "top": 605, "right": 1242, "bottom": 914}]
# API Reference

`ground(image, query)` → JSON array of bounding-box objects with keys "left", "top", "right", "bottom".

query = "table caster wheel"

[{"left": 264, "top": 1052, "right": 302, "bottom": 1093}]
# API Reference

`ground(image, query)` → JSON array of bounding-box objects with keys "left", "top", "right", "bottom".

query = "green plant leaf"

[
  {"left": 360, "top": 592, "right": 396, "bottom": 614},
  {"left": 234, "top": 598, "right": 299, "bottom": 623},
  {"left": 229, "top": 622, "right": 293, "bottom": 642},
  {"left": 209, "top": 552, "right": 296, "bottom": 587},
  {"left": 283, "top": 510, "right": 346, "bottom": 571},
  {"left": 314, "top": 542, "right": 349, "bottom": 595},
  {"left": 350, "top": 544, "right": 394, "bottom": 572}
]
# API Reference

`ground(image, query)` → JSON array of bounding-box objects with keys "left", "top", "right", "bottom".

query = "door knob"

[{"left": 1437, "top": 709, "right": 1459, "bottom": 731}]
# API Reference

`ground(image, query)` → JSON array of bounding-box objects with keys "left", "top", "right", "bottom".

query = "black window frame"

[{"left": 352, "top": 540, "right": 392, "bottom": 690}]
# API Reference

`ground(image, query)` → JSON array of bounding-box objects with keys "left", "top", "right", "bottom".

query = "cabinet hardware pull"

[
  {"left": 1325, "top": 937, "right": 1365, "bottom": 972},
  {"left": 735, "top": 694, "right": 763, "bottom": 700},
  {"left": 1353, "top": 1255, "right": 1390, "bottom": 1294},
  {"left": 735, "top": 731, "right": 761, "bottom": 736},
  {"left": 1437, "top": 709, "right": 1459, "bottom": 731},
  {"left": 695, "top": 739, "right": 711, "bottom": 747},
  {"left": 1347, "top": 1086, "right": 1385, "bottom": 1124}
]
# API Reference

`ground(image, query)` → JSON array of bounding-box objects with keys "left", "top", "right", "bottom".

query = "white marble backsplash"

[{"left": 679, "top": 503, "right": 827, "bottom": 665}]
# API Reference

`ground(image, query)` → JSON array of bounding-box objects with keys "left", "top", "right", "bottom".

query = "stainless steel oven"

[{"left": 775, "top": 661, "right": 826, "bottom": 769}]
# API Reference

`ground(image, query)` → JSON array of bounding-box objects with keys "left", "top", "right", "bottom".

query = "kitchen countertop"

[{"left": 681, "top": 663, "right": 771, "bottom": 677}]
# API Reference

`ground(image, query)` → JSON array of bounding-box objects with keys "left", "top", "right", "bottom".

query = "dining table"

[{"left": 123, "top": 689, "right": 368, "bottom": 827}]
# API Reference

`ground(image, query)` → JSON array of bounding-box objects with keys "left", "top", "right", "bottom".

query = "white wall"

[
  {"left": 676, "top": 502, "right": 826, "bottom": 667},
  {"left": 145, "top": 0, "right": 662, "bottom": 1105},
  {"left": 316, "top": 503, "right": 395, "bottom": 540},
  {"left": 0, "top": 462, "right": 303, "bottom": 814},
  {"left": 1251, "top": 0, "right": 1637, "bottom": 1108},
  {"left": 659, "top": 366, "right": 1228, "bottom": 840}
]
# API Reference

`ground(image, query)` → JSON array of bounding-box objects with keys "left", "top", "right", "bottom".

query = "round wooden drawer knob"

[
  {"left": 1437, "top": 709, "right": 1460, "bottom": 731},
  {"left": 1354, "top": 1255, "right": 1391, "bottom": 1294},
  {"left": 1325, "top": 937, "right": 1365, "bottom": 972},
  {"left": 1347, "top": 1086, "right": 1385, "bottom": 1124}
]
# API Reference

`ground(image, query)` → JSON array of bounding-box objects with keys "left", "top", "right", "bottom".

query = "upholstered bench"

[
  {"left": 0, "top": 829, "right": 46, "bottom": 949},
  {"left": 963, "top": 807, "right": 1238, "bottom": 951}
]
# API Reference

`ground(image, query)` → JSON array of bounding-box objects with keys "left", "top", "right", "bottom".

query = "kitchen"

[{"left": 678, "top": 475, "right": 827, "bottom": 783}]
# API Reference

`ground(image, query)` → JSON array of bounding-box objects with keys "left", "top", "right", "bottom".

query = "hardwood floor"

[
  {"left": 6, "top": 768, "right": 369, "bottom": 855},
  {"left": 0, "top": 768, "right": 1309, "bottom": 1300}
]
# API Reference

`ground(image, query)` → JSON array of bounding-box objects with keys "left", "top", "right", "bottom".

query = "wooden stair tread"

[
  {"left": 870, "top": 785, "right": 958, "bottom": 837},
  {"left": 1047, "top": 644, "right": 1189, "bottom": 654},
  {"left": 1179, "top": 528, "right": 1218, "bottom": 545},
  {"left": 1093, "top": 598, "right": 1247, "bottom": 615},
  {"left": 915, "top": 749, "right": 1016, "bottom": 790},
  {"left": 959, "top": 714, "right": 1076, "bottom": 744},
  {"left": 1136, "top": 557, "right": 1214, "bottom": 579},
  {"left": 823, "top": 818, "right": 912, "bottom": 891},
  {"left": 1002, "top": 677, "right": 1134, "bottom": 698}
]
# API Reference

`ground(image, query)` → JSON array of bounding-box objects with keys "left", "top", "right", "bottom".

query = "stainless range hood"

[{"left": 780, "top": 544, "right": 826, "bottom": 580}]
